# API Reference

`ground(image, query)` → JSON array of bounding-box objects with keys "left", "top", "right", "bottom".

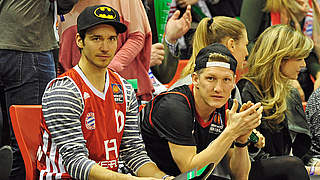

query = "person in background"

[
  {"left": 148, "top": 5, "right": 192, "bottom": 96},
  {"left": 143, "top": 1, "right": 192, "bottom": 89},
  {"left": 169, "top": 0, "right": 243, "bottom": 60},
  {"left": 149, "top": 5, "right": 192, "bottom": 85},
  {"left": 238, "top": 24, "right": 314, "bottom": 179},
  {"left": 240, "top": 0, "right": 320, "bottom": 102},
  {"left": 59, "top": 0, "right": 153, "bottom": 102},
  {"left": 169, "top": 0, "right": 200, "bottom": 60},
  {"left": 205, "top": 0, "right": 243, "bottom": 17}
]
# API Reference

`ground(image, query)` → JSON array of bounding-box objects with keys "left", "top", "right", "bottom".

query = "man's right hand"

[
  {"left": 150, "top": 43, "right": 165, "bottom": 67},
  {"left": 226, "top": 99, "right": 263, "bottom": 142}
]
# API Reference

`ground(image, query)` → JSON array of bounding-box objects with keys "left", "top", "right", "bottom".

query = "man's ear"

[
  {"left": 76, "top": 33, "right": 84, "bottom": 49},
  {"left": 192, "top": 72, "right": 200, "bottom": 88},
  {"left": 226, "top": 38, "right": 235, "bottom": 53}
]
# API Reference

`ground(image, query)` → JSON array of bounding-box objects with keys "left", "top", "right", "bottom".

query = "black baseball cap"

[
  {"left": 194, "top": 43, "right": 237, "bottom": 73},
  {"left": 77, "top": 5, "right": 127, "bottom": 34}
]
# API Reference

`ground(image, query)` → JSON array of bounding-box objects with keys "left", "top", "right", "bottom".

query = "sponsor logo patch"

[
  {"left": 85, "top": 112, "right": 96, "bottom": 130},
  {"left": 209, "top": 112, "right": 224, "bottom": 134},
  {"left": 111, "top": 84, "right": 123, "bottom": 104},
  {"left": 209, "top": 123, "right": 224, "bottom": 134}
]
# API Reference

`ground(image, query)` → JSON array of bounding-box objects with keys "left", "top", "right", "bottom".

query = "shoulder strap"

[{"left": 148, "top": 89, "right": 193, "bottom": 128}]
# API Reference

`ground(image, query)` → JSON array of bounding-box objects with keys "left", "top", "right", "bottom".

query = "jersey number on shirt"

[{"left": 115, "top": 110, "right": 125, "bottom": 133}]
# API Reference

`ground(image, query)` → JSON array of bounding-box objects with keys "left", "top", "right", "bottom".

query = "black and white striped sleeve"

[
  {"left": 119, "top": 80, "right": 155, "bottom": 174},
  {"left": 306, "top": 88, "right": 320, "bottom": 155},
  {"left": 42, "top": 77, "right": 95, "bottom": 180}
]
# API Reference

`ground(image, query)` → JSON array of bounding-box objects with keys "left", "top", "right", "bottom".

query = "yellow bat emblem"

[{"left": 94, "top": 7, "right": 117, "bottom": 19}]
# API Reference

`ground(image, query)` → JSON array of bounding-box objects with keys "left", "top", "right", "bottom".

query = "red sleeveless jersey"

[{"left": 38, "top": 67, "right": 127, "bottom": 179}]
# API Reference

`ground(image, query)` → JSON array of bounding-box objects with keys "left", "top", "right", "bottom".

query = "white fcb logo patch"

[{"left": 85, "top": 112, "right": 96, "bottom": 130}]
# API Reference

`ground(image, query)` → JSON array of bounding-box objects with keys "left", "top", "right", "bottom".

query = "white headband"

[{"left": 206, "top": 62, "right": 230, "bottom": 69}]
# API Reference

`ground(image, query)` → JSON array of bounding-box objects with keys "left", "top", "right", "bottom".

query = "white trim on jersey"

[
  {"left": 74, "top": 65, "right": 109, "bottom": 100},
  {"left": 40, "top": 131, "right": 67, "bottom": 179}
]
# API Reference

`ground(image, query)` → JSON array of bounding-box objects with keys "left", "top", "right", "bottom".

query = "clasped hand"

[{"left": 226, "top": 100, "right": 263, "bottom": 143}]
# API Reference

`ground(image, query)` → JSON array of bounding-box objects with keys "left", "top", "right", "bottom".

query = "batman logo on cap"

[{"left": 94, "top": 7, "right": 117, "bottom": 19}]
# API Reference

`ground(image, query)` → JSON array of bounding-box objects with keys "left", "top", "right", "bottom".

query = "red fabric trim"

[
  {"left": 189, "top": 84, "right": 215, "bottom": 128},
  {"left": 148, "top": 97, "right": 157, "bottom": 128},
  {"left": 270, "top": 12, "right": 281, "bottom": 25},
  {"left": 195, "top": 110, "right": 213, "bottom": 128},
  {"left": 139, "top": 104, "right": 146, "bottom": 112},
  {"left": 189, "top": 84, "right": 229, "bottom": 127},
  {"left": 224, "top": 102, "right": 228, "bottom": 126},
  {"left": 188, "top": 84, "right": 193, "bottom": 92}
]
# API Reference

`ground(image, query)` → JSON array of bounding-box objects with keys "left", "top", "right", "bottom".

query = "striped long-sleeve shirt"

[
  {"left": 38, "top": 66, "right": 153, "bottom": 180},
  {"left": 306, "top": 88, "right": 320, "bottom": 158}
]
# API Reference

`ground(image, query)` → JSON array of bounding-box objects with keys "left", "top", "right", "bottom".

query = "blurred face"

[
  {"left": 232, "top": 30, "right": 249, "bottom": 70},
  {"left": 280, "top": 58, "right": 306, "bottom": 79},
  {"left": 193, "top": 66, "right": 235, "bottom": 110},
  {"left": 76, "top": 24, "right": 118, "bottom": 69}
]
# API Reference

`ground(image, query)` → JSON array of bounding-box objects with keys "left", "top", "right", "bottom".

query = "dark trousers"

[{"left": 0, "top": 49, "right": 56, "bottom": 179}]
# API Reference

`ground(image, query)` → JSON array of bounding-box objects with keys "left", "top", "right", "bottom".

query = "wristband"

[
  {"left": 234, "top": 140, "right": 250, "bottom": 148},
  {"left": 310, "top": 166, "right": 315, "bottom": 176},
  {"left": 162, "top": 175, "right": 170, "bottom": 179}
]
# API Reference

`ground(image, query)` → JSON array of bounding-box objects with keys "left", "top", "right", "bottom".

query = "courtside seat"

[
  {"left": 9, "top": 105, "right": 42, "bottom": 180},
  {"left": 164, "top": 59, "right": 189, "bottom": 88}
]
